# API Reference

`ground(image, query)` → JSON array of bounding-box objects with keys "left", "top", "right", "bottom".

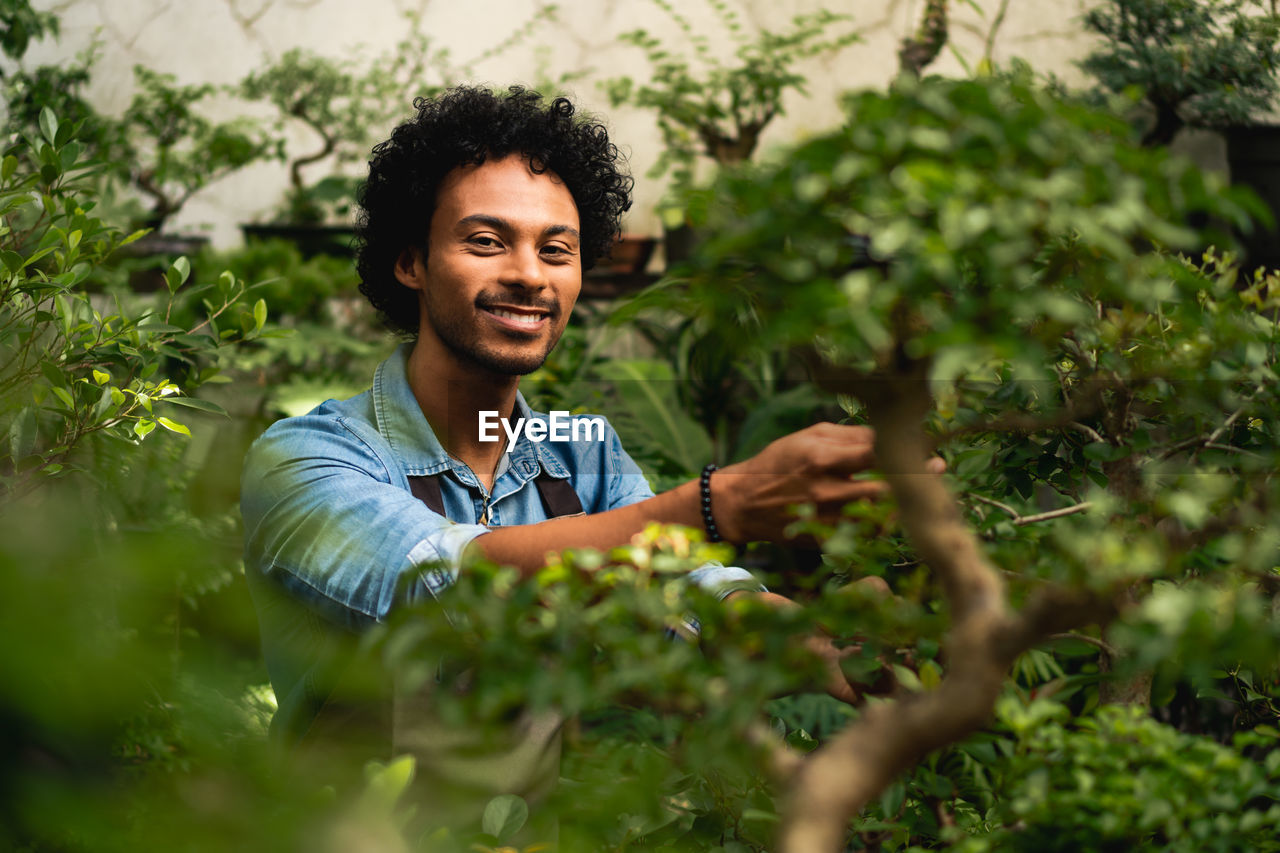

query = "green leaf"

[
  {"left": 160, "top": 396, "right": 227, "bottom": 417},
  {"left": 133, "top": 419, "right": 156, "bottom": 438},
  {"left": 1, "top": 155, "right": 16, "bottom": 182},
  {"left": 919, "top": 658, "right": 943, "bottom": 690},
  {"left": 92, "top": 370, "right": 109, "bottom": 385},
  {"left": 880, "top": 780, "right": 905, "bottom": 818},
  {"left": 165, "top": 256, "right": 191, "bottom": 293},
  {"left": 38, "top": 108, "right": 59, "bottom": 147},
  {"left": 481, "top": 793, "right": 529, "bottom": 842},
  {"left": 8, "top": 408, "right": 37, "bottom": 461},
  {"left": 361, "top": 754, "right": 415, "bottom": 809},
  {"left": 156, "top": 417, "right": 191, "bottom": 437},
  {"left": 23, "top": 245, "right": 55, "bottom": 269},
  {"left": 1082, "top": 442, "right": 1117, "bottom": 461},
  {"left": 893, "top": 663, "right": 923, "bottom": 692},
  {"left": 592, "top": 359, "right": 713, "bottom": 477},
  {"left": 51, "top": 386, "right": 74, "bottom": 409},
  {"left": 253, "top": 298, "right": 267, "bottom": 331}
]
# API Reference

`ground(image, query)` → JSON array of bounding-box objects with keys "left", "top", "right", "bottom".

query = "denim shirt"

[{"left": 240, "top": 343, "right": 760, "bottom": 742}]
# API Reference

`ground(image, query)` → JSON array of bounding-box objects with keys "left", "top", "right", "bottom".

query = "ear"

[{"left": 393, "top": 247, "right": 426, "bottom": 291}]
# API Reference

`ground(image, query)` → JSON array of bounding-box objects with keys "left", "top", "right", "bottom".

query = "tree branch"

[
  {"left": 782, "top": 355, "right": 1121, "bottom": 852},
  {"left": 1014, "top": 503, "right": 1093, "bottom": 526},
  {"left": 971, "top": 494, "right": 1093, "bottom": 526},
  {"left": 1049, "top": 631, "right": 1118, "bottom": 658},
  {"left": 1069, "top": 421, "right": 1105, "bottom": 443},
  {"left": 781, "top": 360, "right": 1012, "bottom": 851}
]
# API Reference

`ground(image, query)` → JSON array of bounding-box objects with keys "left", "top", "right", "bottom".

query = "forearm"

[{"left": 469, "top": 477, "right": 705, "bottom": 576}]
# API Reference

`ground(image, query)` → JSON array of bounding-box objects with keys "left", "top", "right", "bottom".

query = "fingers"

[{"left": 798, "top": 423, "right": 945, "bottom": 478}]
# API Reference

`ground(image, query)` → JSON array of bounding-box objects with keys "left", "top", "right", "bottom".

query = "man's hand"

[
  {"left": 735, "top": 588, "right": 898, "bottom": 706},
  {"left": 711, "top": 423, "right": 944, "bottom": 544}
]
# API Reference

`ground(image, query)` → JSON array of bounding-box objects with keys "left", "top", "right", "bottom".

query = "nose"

[{"left": 498, "top": 243, "right": 549, "bottom": 291}]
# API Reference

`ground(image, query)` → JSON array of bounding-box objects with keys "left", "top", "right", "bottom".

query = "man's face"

[{"left": 396, "top": 153, "right": 582, "bottom": 377}]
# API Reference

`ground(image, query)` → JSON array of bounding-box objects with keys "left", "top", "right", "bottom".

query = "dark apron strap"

[
  {"left": 533, "top": 473, "right": 584, "bottom": 519},
  {"left": 407, "top": 473, "right": 446, "bottom": 516},
  {"left": 407, "top": 470, "right": 583, "bottom": 521},
  {"left": 309, "top": 469, "right": 584, "bottom": 758}
]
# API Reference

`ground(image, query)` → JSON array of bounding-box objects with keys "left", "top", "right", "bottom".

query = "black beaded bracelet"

[{"left": 700, "top": 463, "right": 722, "bottom": 543}]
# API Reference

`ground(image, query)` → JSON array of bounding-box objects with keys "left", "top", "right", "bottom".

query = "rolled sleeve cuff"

[
  {"left": 679, "top": 562, "right": 766, "bottom": 637},
  {"left": 405, "top": 522, "right": 491, "bottom": 601},
  {"left": 686, "top": 561, "right": 766, "bottom": 600}
]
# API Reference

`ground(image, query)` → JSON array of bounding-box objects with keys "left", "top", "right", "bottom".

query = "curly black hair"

[{"left": 355, "top": 85, "right": 634, "bottom": 336}]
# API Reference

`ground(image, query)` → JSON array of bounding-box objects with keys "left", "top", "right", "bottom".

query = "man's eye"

[
  {"left": 542, "top": 245, "right": 574, "bottom": 257},
  {"left": 470, "top": 236, "right": 502, "bottom": 248}
]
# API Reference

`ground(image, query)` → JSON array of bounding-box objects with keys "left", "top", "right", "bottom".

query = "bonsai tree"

[
  {"left": 666, "top": 72, "right": 1280, "bottom": 848},
  {"left": 1080, "top": 0, "right": 1280, "bottom": 146},
  {"left": 239, "top": 48, "right": 409, "bottom": 224},
  {"left": 109, "top": 65, "right": 278, "bottom": 232},
  {"left": 240, "top": 7, "right": 558, "bottom": 224},
  {"left": 602, "top": 0, "right": 861, "bottom": 204}
]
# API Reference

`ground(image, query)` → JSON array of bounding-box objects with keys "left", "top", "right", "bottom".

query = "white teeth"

[{"left": 490, "top": 309, "right": 544, "bottom": 325}]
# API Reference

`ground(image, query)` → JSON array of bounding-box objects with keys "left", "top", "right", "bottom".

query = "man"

[{"left": 241, "top": 86, "right": 911, "bottom": 832}]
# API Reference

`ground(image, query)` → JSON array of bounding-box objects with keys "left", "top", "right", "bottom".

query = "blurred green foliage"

[
  {"left": 1079, "top": 0, "right": 1280, "bottom": 146},
  {"left": 0, "top": 0, "right": 57, "bottom": 67},
  {"left": 4, "top": 16, "right": 1280, "bottom": 853}
]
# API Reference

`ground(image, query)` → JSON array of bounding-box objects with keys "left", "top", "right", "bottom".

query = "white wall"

[{"left": 16, "top": 0, "right": 1101, "bottom": 246}]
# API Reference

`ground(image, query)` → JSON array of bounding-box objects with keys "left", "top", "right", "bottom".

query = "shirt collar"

[{"left": 371, "top": 342, "right": 569, "bottom": 480}]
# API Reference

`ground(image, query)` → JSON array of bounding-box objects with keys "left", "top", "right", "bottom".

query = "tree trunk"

[{"left": 899, "top": 0, "right": 949, "bottom": 77}]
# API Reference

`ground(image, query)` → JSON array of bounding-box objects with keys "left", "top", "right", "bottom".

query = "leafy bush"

[
  {"left": 0, "top": 108, "right": 267, "bottom": 497},
  {"left": 956, "top": 701, "right": 1280, "bottom": 852}
]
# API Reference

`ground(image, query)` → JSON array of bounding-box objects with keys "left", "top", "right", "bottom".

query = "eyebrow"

[{"left": 457, "top": 214, "right": 580, "bottom": 242}]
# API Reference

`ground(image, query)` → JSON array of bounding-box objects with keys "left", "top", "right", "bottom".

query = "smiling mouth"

[{"left": 481, "top": 305, "right": 552, "bottom": 329}]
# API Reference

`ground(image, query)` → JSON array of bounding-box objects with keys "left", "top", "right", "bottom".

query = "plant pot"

[
  {"left": 1225, "top": 125, "right": 1280, "bottom": 272},
  {"left": 603, "top": 234, "right": 658, "bottom": 274},
  {"left": 662, "top": 223, "right": 700, "bottom": 268},
  {"left": 115, "top": 231, "right": 212, "bottom": 292},
  {"left": 240, "top": 223, "right": 357, "bottom": 259}
]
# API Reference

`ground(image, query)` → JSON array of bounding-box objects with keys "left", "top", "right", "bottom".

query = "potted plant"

[
  {"left": 109, "top": 65, "right": 278, "bottom": 251},
  {"left": 4, "top": 25, "right": 276, "bottom": 283},
  {"left": 237, "top": 47, "right": 406, "bottom": 256},
  {"left": 1078, "top": 0, "right": 1280, "bottom": 268},
  {"left": 602, "top": 0, "right": 861, "bottom": 265},
  {"left": 239, "top": 7, "right": 559, "bottom": 258}
]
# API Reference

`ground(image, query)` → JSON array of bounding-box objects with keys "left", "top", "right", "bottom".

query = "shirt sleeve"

[
  {"left": 599, "top": 420, "right": 658, "bottom": 510},
  {"left": 240, "top": 413, "right": 488, "bottom": 629}
]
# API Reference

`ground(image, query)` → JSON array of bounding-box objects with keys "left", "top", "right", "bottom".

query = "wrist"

[{"left": 705, "top": 465, "right": 742, "bottom": 544}]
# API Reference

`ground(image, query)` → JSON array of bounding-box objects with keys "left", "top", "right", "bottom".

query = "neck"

[{"left": 405, "top": 336, "right": 520, "bottom": 490}]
